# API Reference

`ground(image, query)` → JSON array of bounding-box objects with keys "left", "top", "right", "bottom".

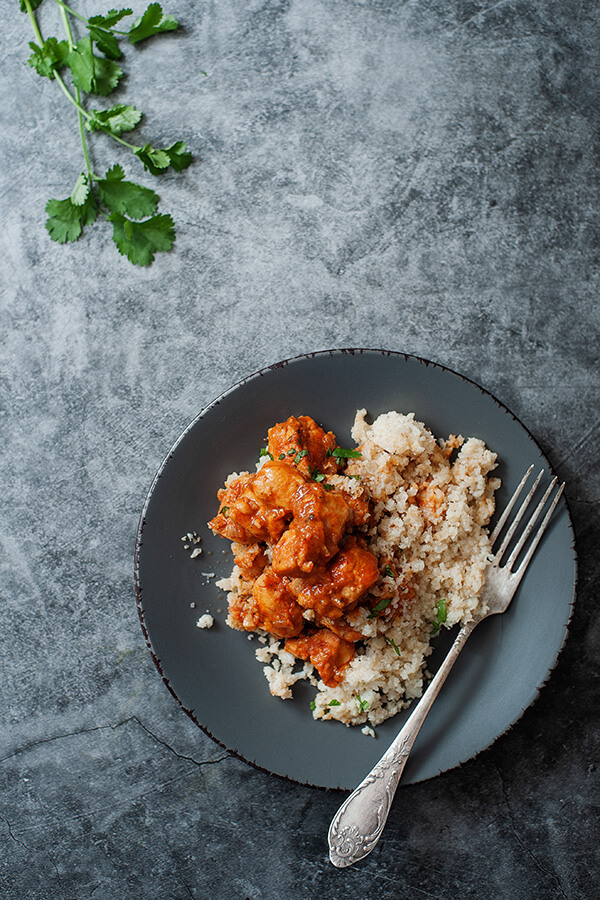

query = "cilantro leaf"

[
  {"left": 163, "top": 140, "right": 193, "bottom": 172},
  {"left": 96, "top": 165, "right": 159, "bottom": 219},
  {"left": 45, "top": 192, "right": 98, "bottom": 244},
  {"left": 86, "top": 104, "right": 143, "bottom": 135},
  {"left": 134, "top": 142, "right": 170, "bottom": 174},
  {"left": 66, "top": 37, "right": 95, "bottom": 93},
  {"left": 20, "top": 0, "right": 43, "bottom": 11},
  {"left": 128, "top": 3, "right": 179, "bottom": 44},
  {"left": 134, "top": 141, "right": 192, "bottom": 175},
  {"left": 88, "top": 9, "right": 134, "bottom": 28},
  {"left": 109, "top": 211, "right": 175, "bottom": 265},
  {"left": 70, "top": 173, "right": 90, "bottom": 206},
  {"left": 66, "top": 37, "right": 123, "bottom": 96},
  {"left": 88, "top": 25, "right": 122, "bottom": 60},
  {"left": 91, "top": 53, "right": 123, "bottom": 96},
  {"left": 27, "top": 37, "right": 70, "bottom": 79}
]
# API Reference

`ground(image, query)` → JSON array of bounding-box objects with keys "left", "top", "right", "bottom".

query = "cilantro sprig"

[{"left": 21, "top": 0, "right": 193, "bottom": 265}]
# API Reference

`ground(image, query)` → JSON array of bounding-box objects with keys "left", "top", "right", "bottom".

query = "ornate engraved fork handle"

[{"left": 328, "top": 619, "right": 477, "bottom": 868}]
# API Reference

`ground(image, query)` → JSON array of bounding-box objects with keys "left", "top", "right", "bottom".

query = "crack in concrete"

[
  {"left": 0, "top": 813, "right": 31, "bottom": 851},
  {"left": 494, "top": 763, "right": 569, "bottom": 899},
  {"left": 0, "top": 715, "right": 231, "bottom": 771},
  {"left": 129, "top": 715, "right": 231, "bottom": 769},
  {"left": 0, "top": 719, "right": 138, "bottom": 764}
]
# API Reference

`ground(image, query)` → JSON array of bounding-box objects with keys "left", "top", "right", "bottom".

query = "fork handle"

[{"left": 328, "top": 619, "right": 478, "bottom": 868}]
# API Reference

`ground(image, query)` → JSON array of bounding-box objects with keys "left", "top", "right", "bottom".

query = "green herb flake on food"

[
  {"left": 431, "top": 598, "right": 448, "bottom": 635},
  {"left": 332, "top": 448, "right": 362, "bottom": 459},
  {"left": 385, "top": 636, "right": 401, "bottom": 656},
  {"left": 356, "top": 693, "right": 369, "bottom": 713},
  {"left": 368, "top": 596, "right": 393, "bottom": 618}
]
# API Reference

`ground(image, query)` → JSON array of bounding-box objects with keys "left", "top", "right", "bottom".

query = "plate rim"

[{"left": 133, "top": 347, "right": 578, "bottom": 790}]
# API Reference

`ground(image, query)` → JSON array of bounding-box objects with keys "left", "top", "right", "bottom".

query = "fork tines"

[{"left": 490, "top": 466, "right": 565, "bottom": 574}]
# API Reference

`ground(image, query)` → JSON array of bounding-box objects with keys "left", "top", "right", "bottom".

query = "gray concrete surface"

[{"left": 1, "top": 1, "right": 599, "bottom": 897}]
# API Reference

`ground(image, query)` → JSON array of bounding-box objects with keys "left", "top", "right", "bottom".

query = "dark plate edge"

[{"left": 133, "top": 347, "right": 578, "bottom": 792}]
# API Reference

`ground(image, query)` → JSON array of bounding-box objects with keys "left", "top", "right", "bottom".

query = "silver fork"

[{"left": 328, "top": 466, "right": 565, "bottom": 868}]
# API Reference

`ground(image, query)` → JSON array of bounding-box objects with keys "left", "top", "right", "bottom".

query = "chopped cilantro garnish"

[
  {"left": 293, "top": 449, "right": 309, "bottom": 464},
  {"left": 307, "top": 465, "right": 333, "bottom": 490},
  {"left": 278, "top": 452, "right": 285, "bottom": 460},
  {"left": 384, "top": 564, "right": 396, "bottom": 578},
  {"left": 368, "top": 596, "right": 393, "bottom": 618},
  {"left": 309, "top": 700, "right": 316, "bottom": 711},
  {"left": 356, "top": 693, "right": 369, "bottom": 712},
  {"left": 258, "top": 447, "right": 273, "bottom": 460},
  {"left": 431, "top": 599, "right": 448, "bottom": 635},
  {"left": 220, "top": 506, "right": 229, "bottom": 517},
  {"left": 332, "top": 448, "right": 362, "bottom": 459},
  {"left": 328, "top": 698, "right": 341, "bottom": 706},
  {"left": 287, "top": 449, "right": 296, "bottom": 456},
  {"left": 385, "top": 636, "right": 401, "bottom": 656}
]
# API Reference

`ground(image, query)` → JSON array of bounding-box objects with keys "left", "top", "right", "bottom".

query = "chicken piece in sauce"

[
  {"left": 267, "top": 415, "right": 338, "bottom": 477},
  {"left": 251, "top": 569, "right": 304, "bottom": 639},
  {"left": 289, "top": 537, "right": 380, "bottom": 620},
  {"left": 285, "top": 628, "right": 355, "bottom": 687},
  {"left": 271, "top": 481, "right": 351, "bottom": 577},
  {"left": 231, "top": 541, "right": 268, "bottom": 580},
  {"left": 209, "top": 460, "right": 306, "bottom": 544}
]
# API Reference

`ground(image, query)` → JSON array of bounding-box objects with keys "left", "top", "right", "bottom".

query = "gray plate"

[{"left": 134, "top": 349, "right": 576, "bottom": 790}]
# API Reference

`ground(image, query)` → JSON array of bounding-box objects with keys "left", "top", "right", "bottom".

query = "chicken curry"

[{"left": 209, "top": 415, "right": 381, "bottom": 686}]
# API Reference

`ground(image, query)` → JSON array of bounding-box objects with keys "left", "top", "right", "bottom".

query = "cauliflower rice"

[{"left": 215, "top": 409, "right": 499, "bottom": 730}]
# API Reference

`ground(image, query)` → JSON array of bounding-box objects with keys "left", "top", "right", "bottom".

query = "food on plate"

[{"left": 208, "top": 412, "right": 499, "bottom": 729}]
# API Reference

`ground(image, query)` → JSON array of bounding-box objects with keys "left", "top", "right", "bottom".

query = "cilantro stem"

[
  {"left": 52, "top": 0, "right": 88, "bottom": 24},
  {"left": 24, "top": 0, "right": 44, "bottom": 45},
  {"left": 58, "top": 3, "right": 94, "bottom": 182},
  {"left": 52, "top": 0, "right": 131, "bottom": 35}
]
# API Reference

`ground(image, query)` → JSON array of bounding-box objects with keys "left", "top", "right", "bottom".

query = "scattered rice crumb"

[
  {"left": 361, "top": 725, "right": 376, "bottom": 738},
  {"left": 196, "top": 614, "right": 214, "bottom": 629},
  {"left": 182, "top": 531, "right": 202, "bottom": 559}
]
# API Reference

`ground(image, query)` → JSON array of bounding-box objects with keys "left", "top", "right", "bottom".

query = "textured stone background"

[{"left": 1, "top": 1, "right": 599, "bottom": 897}]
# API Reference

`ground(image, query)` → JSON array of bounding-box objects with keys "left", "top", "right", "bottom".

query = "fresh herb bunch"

[{"left": 21, "top": 0, "right": 193, "bottom": 265}]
